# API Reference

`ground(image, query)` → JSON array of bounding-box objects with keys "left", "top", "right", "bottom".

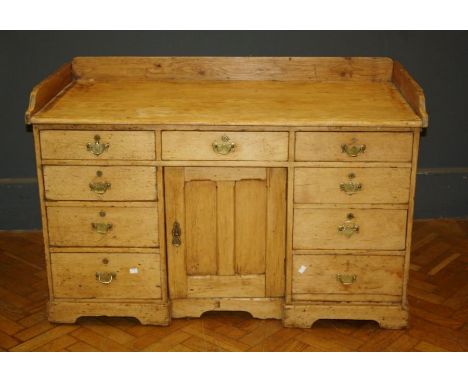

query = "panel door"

[{"left": 165, "top": 167, "right": 286, "bottom": 299}]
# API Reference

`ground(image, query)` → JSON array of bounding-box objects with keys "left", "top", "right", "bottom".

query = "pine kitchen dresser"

[{"left": 26, "top": 57, "right": 428, "bottom": 328}]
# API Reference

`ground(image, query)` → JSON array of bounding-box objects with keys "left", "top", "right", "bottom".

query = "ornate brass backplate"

[
  {"left": 339, "top": 173, "right": 362, "bottom": 195},
  {"left": 89, "top": 170, "right": 111, "bottom": 194},
  {"left": 91, "top": 222, "right": 113, "bottom": 234},
  {"left": 86, "top": 135, "right": 110, "bottom": 156},
  {"left": 212, "top": 135, "right": 236, "bottom": 155},
  {"left": 337, "top": 213, "right": 360, "bottom": 237},
  {"left": 341, "top": 138, "right": 366, "bottom": 157},
  {"left": 336, "top": 273, "right": 357, "bottom": 285}
]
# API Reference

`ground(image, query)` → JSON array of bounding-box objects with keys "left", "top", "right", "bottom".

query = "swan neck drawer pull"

[
  {"left": 89, "top": 181, "right": 111, "bottom": 194},
  {"left": 341, "top": 143, "right": 366, "bottom": 157},
  {"left": 87, "top": 135, "right": 110, "bottom": 156},
  {"left": 338, "top": 223, "right": 360, "bottom": 237},
  {"left": 89, "top": 171, "right": 111, "bottom": 194},
  {"left": 340, "top": 172, "right": 362, "bottom": 195},
  {"left": 339, "top": 173, "right": 362, "bottom": 195},
  {"left": 340, "top": 181, "right": 362, "bottom": 195},
  {"left": 336, "top": 274, "right": 357, "bottom": 285},
  {"left": 338, "top": 213, "right": 359, "bottom": 237},
  {"left": 91, "top": 222, "right": 113, "bottom": 234},
  {"left": 212, "top": 135, "right": 236, "bottom": 155},
  {"left": 96, "top": 272, "right": 116, "bottom": 284}
]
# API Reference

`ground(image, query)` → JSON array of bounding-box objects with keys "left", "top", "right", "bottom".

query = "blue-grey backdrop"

[{"left": 1, "top": 31, "right": 467, "bottom": 229}]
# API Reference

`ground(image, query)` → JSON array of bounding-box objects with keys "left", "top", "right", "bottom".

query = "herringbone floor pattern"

[{"left": 0, "top": 219, "right": 466, "bottom": 351}]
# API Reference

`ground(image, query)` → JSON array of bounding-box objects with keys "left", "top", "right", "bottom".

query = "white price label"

[{"left": 298, "top": 265, "right": 307, "bottom": 274}]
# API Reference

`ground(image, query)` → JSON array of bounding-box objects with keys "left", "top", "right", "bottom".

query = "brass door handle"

[
  {"left": 341, "top": 143, "right": 366, "bottom": 157},
  {"left": 87, "top": 135, "right": 109, "bottom": 156},
  {"left": 212, "top": 135, "right": 236, "bottom": 155},
  {"left": 96, "top": 271, "right": 116, "bottom": 284},
  {"left": 91, "top": 222, "right": 113, "bottom": 234},
  {"left": 89, "top": 181, "right": 111, "bottom": 194},
  {"left": 336, "top": 274, "right": 357, "bottom": 285},
  {"left": 172, "top": 221, "right": 181, "bottom": 247}
]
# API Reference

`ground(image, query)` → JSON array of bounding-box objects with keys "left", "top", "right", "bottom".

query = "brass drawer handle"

[
  {"left": 338, "top": 213, "right": 359, "bottom": 237},
  {"left": 339, "top": 173, "right": 362, "bottom": 195},
  {"left": 96, "top": 271, "right": 116, "bottom": 284},
  {"left": 89, "top": 170, "right": 111, "bottom": 194},
  {"left": 336, "top": 273, "right": 357, "bottom": 285},
  {"left": 212, "top": 135, "right": 236, "bottom": 155},
  {"left": 87, "top": 135, "right": 109, "bottom": 156},
  {"left": 338, "top": 223, "right": 359, "bottom": 237},
  {"left": 341, "top": 143, "right": 366, "bottom": 157},
  {"left": 89, "top": 181, "right": 111, "bottom": 194},
  {"left": 340, "top": 182, "right": 362, "bottom": 195},
  {"left": 91, "top": 222, "right": 113, "bottom": 234}
]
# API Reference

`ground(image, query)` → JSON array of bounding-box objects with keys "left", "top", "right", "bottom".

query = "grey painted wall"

[{"left": 1, "top": 31, "right": 467, "bottom": 229}]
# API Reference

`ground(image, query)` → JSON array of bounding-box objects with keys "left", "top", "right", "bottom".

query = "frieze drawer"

[{"left": 40, "top": 130, "right": 156, "bottom": 160}]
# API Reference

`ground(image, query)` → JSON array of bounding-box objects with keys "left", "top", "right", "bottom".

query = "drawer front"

[
  {"left": 161, "top": 131, "right": 289, "bottom": 161},
  {"left": 292, "top": 254, "right": 403, "bottom": 302},
  {"left": 47, "top": 206, "right": 159, "bottom": 247},
  {"left": 40, "top": 130, "right": 156, "bottom": 160},
  {"left": 293, "top": 208, "right": 407, "bottom": 250},
  {"left": 295, "top": 132, "right": 413, "bottom": 162},
  {"left": 44, "top": 166, "right": 157, "bottom": 201},
  {"left": 294, "top": 167, "right": 411, "bottom": 204},
  {"left": 51, "top": 252, "right": 161, "bottom": 299}
]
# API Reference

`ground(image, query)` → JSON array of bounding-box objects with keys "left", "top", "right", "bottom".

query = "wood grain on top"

[{"left": 31, "top": 80, "right": 422, "bottom": 126}]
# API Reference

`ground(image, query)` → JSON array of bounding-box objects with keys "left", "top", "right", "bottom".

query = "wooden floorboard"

[{"left": 0, "top": 219, "right": 466, "bottom": 352}]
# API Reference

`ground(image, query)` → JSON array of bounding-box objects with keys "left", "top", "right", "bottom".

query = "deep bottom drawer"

[
  {"left": 51, "top": 252, "right": 162, "bottom": 299},
  {"left": 292, "top": 254, "right": 404, "bottom": 302}
]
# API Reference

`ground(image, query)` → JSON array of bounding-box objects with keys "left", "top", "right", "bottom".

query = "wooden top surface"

[
  {"left": 27, "top": 57, "right": 427, "bottom": 127},
  {"left": 31, "top": 79, "right": 421, "bottom": 127}
]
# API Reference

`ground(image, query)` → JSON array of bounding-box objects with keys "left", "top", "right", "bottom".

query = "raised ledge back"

[
  {"left": 71, "top": 56, "right": 394, "bottom": 82},
  {"left": 26, "top": 57, "right": 428, "bottom": 128}
]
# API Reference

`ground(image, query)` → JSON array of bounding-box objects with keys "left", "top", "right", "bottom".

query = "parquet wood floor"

[{"left": 0, "top": 219, "right": 466, "bottom": 352}]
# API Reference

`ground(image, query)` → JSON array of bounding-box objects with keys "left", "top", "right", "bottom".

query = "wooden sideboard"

[{"left": 26, "top": 57, "right": 428, "bottom": 328}]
